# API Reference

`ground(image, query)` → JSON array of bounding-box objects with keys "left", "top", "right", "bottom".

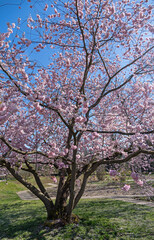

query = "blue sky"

[
  {"left": 0, "top": 0, "right": 153, "bottom": 68},
  {"left": 0, "top": 0, "right": 30, "bottom": 33},
  {"left": 0, "top": 0, "right": 54, "bottom": 65},
  {"left": 0, "top": 0, "right": 50, "bottom": 32},
  {"left": 1, "top": 0, "right": 153, "bottom": 33}
]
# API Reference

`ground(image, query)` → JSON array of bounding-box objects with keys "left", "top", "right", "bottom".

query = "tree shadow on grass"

[
  {"left": 0, "top": 199, "right": 153, "bottom": 239},
  {"left": 74, "top": 199, "right": 154, "bottom": 239},
  {"left": 0, "top": 200, "right": 119, "bottom": 239},
  {"left": 76, "top": 199, "right": 152, "bottom": 218},
  {"left": 0, "top": 201, "right": 47, "bottom": 240}
]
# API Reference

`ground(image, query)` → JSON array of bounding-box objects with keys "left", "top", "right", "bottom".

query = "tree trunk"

[
  {"left": 44, "top": 201, "right": 56, "bottom": 220},
  {"left": 44, "top": 196, "right": 78, "bottom": 227}
]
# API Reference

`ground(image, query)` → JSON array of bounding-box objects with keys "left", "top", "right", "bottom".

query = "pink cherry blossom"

[
  {"left": 76, "top": 155, "right": 80, "bottom": 159},
  {"left": 0, "top": 0, "right": 153, "bottom": 224},
  {"left": 131, "top": 172, "right": 139, "bottom": 181},
  {"left": 136, "top": 180, "right": 144, "bottom": 187},
  {"left": 71, "top": 145, "right": 77, "bottom": 150},
  {"left": 51, "top": 176, "right": 57, "bottom": 183},
  {"left": 122, "top": 185, "right": 130, "bottom": 191},
  {"left": 48, "top": 152, "right": 56, "bottom": 158}
]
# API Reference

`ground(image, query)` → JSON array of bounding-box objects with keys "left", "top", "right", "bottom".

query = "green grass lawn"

[{"left": 0, "top": 180, "right": 154, "bottom": 240}]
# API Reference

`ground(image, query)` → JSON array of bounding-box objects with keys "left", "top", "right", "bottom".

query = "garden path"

[{"left": 17, "top": 181, "right": 154, "bottom": 207}]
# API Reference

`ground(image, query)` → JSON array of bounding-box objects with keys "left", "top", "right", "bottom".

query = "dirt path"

[
  {"left": 17, "top": 189, "right": 154, "bottom": 207},
  {"left": 17, "top": 181, "right": 154, "bottom": 207}
]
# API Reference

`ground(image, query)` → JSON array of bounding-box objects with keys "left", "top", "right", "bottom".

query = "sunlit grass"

[{"left": 0, "top": 180, "right": 154, "bottom": 239}]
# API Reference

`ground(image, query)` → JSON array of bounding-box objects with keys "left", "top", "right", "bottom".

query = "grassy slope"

[{"left": 0, "top": 180, "right": 153, "bottom": 240}]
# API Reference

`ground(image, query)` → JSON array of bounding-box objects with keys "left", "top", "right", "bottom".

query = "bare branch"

[
  {"left": 24, "top": 159, "right": 51, "bottom": 199},
  {"left": 86, "top": 148, "right": 154, "bottom": 176},
  {"left": 86, "top": 129, "right": 154, "bottom": 135},
  {"left": 31, "top": 40, "right": 84, "bottom": 49},
  {"left": 111, "top": 46, "right": 154, "bottom": 79},
  {"left": 97, "top": 49, "right": 111, "bottom": 79},
  {"left": 73, "top": 173, "right": 88, "bottom": 209},
  {"left": 4, "top": 161, "right": 54, "bottom": 205},
  {"left": 75, "top": 0, "right": 88, "bottom": 55},
  {"left": 103, "top": 73, "right": 134, "bottom": 97},
  {"left": 87, "top": 73, "right": 133, "bottom": 113},
  {"left": 0, "top": 63, "right": 28, "bottom": 96},
  {"left": 0, "top": 135, "right": 48, "bottom": 157},
  {"left": 40, "top": 102, "right": 74, "bottom": 134},
  {"left": 86, "top": 46, "right": 153, "bottom": 117}
]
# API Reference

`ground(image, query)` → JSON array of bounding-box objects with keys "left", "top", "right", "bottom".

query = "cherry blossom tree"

[{"left": 0, "top": 0, "right": 154, "bottom": 225}]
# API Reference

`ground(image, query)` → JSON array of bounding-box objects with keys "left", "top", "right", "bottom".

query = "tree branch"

[
  {"left": 0, "top": 63, "right": 29, "bottom": 96},
  {"left": 24, "top": 159, "right": 51, "bottom": 199},
  {"left": 111, "top": 46, "right": 154, "bottom": 79},
  {"left": 0, "top": 64, "right": 75, "bottom": 134},
  {"left": 86, "top": 129, "right": 154, "bottom": 135},
  {"left": 73, "top": 173, "right": 88, "bottom": 209},
  {"left": 87, "top": 148, "right": 154, "bottom": 176},
  {"left": 4, "top": 161, "right": 54, "bottom": 205},
  {"left": 97, "top": 49, "right": 111, "bottom": 79},
  {"left": 0, "top": 135, "right": 48, "bottom": 157},
  {"left": 86, "top": 46, "right": 153, "bottom": 116}
]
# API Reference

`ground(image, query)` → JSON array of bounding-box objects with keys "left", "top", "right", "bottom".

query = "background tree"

[{"left": 0, "top": 0, "right": 154, "bottom": 225}]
